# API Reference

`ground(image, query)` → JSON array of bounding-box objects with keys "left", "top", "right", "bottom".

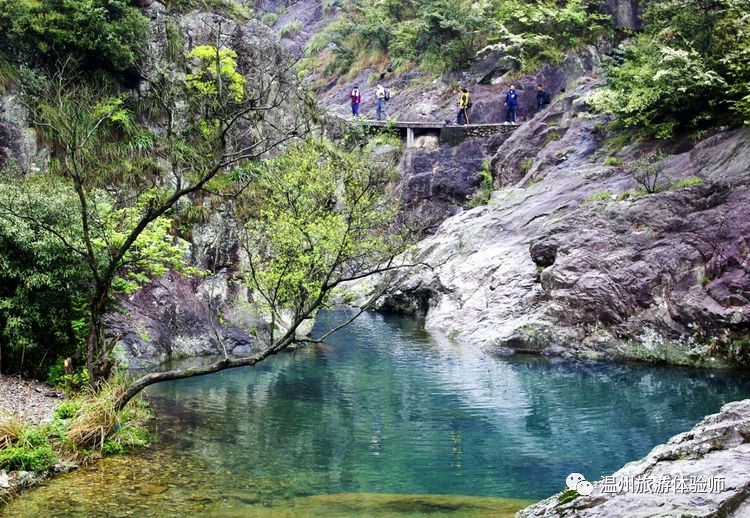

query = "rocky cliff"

[
  {"left": 358, "top": 78, "right": 750, "bottom": 367},
  {"left": 518, "top": 398, "right": 750, "bottom": 517}
]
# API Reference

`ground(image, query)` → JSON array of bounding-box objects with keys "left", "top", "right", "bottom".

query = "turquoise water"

[{"left": 6, "top": 310, "right": 750, "bottom": 516}]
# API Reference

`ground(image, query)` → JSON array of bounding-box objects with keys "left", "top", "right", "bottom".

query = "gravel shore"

[{"left": 0, "top": 375, "right": 63, "bottom": 424}]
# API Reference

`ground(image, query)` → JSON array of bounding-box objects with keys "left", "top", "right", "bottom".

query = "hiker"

[
  {"left": 504, "top": 84, "right": 518, "bottom": 123},
  {"left": 350, "top": 86, "right": 361, "bottom": 117},
  {"left": 456, "top": 86, "right": 471, "bottom": 125},
  {"left": 376, "top": 83, "right": 388, "bottom": 121},
  {"left": 536, "top": 84, "right": 551, "bottom": 112}
]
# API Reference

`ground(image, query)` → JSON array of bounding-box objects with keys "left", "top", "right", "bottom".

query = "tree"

[
  {"left": 114, "top": 139, "right": 415, "bottom": 410},
  {"left": 0, "top": 173, "right": 89, "bottom": 376},
  {"left": 592, "top": 0, "right": 750, "bottom": 136},
  {"left": 1, "top": 17, "right": 308, "bottom": 383}
]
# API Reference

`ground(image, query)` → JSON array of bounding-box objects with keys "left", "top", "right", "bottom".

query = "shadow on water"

[{"left": 5, "top": 310, "right": 750, "bottom": 516}]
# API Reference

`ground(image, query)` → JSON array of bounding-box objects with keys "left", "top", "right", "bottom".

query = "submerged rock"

[{"left": 517, "top": 398, "right": 750, "bottom": 517}]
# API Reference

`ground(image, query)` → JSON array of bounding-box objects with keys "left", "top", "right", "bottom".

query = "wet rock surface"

[{"left": 518, "top": 398, "right": 750, "bottom": 517}]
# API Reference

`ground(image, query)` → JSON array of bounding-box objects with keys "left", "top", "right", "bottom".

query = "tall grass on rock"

[{"left": 65, "top": 377, "right": 151, "bottom": 453}]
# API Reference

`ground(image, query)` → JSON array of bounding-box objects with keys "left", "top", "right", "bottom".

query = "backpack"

[
  {"left": 542, "top": 91, "right": 551, "bottom": 105},
  {"left": 384, "top": 89, "right": 391, "bottom": 101},
  {"left": 467, "top": 99, "right": 473, "bottom": 109}
]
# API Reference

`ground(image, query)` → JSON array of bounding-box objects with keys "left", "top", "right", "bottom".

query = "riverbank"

[
  {"left": 0, "top": 375, "right": 63, "bottom": 502},
  {"left": 0, "top": 376, "right": 151, "bottom": 507},
  {"left": 0, "top": 375, "right": 62, "bottom": 425}
]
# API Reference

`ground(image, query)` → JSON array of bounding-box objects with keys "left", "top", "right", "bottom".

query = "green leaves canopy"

[
  {"left": 592, "top": 0, "right": 750, "bottom": 136},
  {"left": 236, "top": 140, "right": 404, "bottom": 339}
]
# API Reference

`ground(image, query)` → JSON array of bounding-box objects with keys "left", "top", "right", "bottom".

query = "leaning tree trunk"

[{"left": 114, "top": 339, "right": 294, "bottom": 411}]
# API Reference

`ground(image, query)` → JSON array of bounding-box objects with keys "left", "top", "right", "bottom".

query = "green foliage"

[
  {"left": 592, "top": 0, "right": 750, "bottom": 136},
  {"left": 47, "top": 359, "right": 91, "bottom": 395},
  {"left": 364, "top": 130, "right": 403, "bottom": 151},
  {"left": 670, "top": 176, "right": 704, "bottom": 190},
  {"left": 65, "top": 375, "right": 152, "bottom": 451},
  {"left": 629, "top": 152, "right": 665, "bottom": 194},
  {"left": 519, "top": 157, "right": 534, "bottom": 175},
  {"left": 557, "top": 488, "right": 580, "bottom": 505},
  {"left": 0, "top": 0, "right": 149, "bottom": 75},
  {"left": 261, "top": 12, "right": 279, "bottom": 27},
  {"left": 467, "top": 161, "right": 495, "bottom": 208},
  {"left": 543, "top": 131, "right": 562, "bottom": 145},
  {"left": 95, "top": 201, "right": 193, "bottom": 295},
  {"left": 54, "top": 400, "right": 81, "bottom": 421},
  {"left": 604, "top": 156, "right": 623, "bottom": 166},
  {"left": 586, "top": 190, "right": 612, "bottom": 202},
  {"left": 0, "top": 377, "right": 152, "bottom": 475},
  {"left": 234, "top": 140, "right": 406, "bottom": 341},
  {"left": 162, "top": 0, "right": 253, "bottom": 20},
  {"left": 307, "top": 0, "right": 611, "bottom": 76},
  {"left": 187, "top": 46, "right": 246, "bottom": 103},
  {"left": 0, "top": 444, "right": 57, "bottom": 472},
  {"left": 0, "top": 173, "right": 90, "bottom": 376},
  {"left": 280, "top": 20, "right": 303, "bottom": 39}
]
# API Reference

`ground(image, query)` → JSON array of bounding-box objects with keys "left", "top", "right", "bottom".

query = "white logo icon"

[{"left": 566, "top": 472, "right": 594, "bottom": 496}]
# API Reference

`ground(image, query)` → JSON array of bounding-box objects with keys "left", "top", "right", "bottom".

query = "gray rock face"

[
  {"left": 0, "top": 94, "right": 46, "bottom": 172},
  {"left": 397, "top": 132, "right": 511, "bottom": 222},
  {"left": 602, "top": 0, "right": 642, "bottom": 30},
  {"left": 105, "top": 212, "right": 263, "bottom": 369},
  {"left": 518, "top": 398, "right": 750, "bottom": 517},
  {"left": 362, "top": 79, "right": 750, "bottom": 367}
]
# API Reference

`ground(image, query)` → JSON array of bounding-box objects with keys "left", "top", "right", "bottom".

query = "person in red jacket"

[{"left": 349, "top": 86, "right": 361, "bottom": 117}]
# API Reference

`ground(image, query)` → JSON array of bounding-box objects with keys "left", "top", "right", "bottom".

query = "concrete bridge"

[{"left": 358, "top": 119, "right": 520, "bottom": 148}]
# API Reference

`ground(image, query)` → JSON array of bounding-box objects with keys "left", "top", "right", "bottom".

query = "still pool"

[{"left": 6, "top": 310, "right": 750, "bottom": 517}]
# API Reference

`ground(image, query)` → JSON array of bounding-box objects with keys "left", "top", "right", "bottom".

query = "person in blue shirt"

[{"left": 504, "top": 84, "right": 519, "bottom": 123}]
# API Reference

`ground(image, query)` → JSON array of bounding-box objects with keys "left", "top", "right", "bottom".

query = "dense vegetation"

[
  {"left": 593, "top": 0, "right": 750, "bottom": 136},
  {"left": 305, "top": 0, "right": 612, "bottom": 77},
  {"left": 0, "top": 0, "right": 149, "bottom": 78}
]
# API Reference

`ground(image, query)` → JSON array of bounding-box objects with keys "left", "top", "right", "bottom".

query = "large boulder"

[{"left": 518, "top": 398, "right": 750, "bottom": 517}]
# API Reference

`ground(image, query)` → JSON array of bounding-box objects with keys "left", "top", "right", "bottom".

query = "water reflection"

[{"left": 5, "top": 310, "right": 750, "bottom": 516}]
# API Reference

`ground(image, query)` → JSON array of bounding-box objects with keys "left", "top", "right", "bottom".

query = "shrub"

[
  {"left": 0, "top": 444, "right": 56, "bottom": 472},
  {"left": 670, "top": 176, "right": 704, "bottom": 190},
  {"left": 0, "top": 0, "right": 150, "bottom": 75},
  {"left": 261, "top": 12, "right": 279, "bottom": 27},
  {"left": 519, "top": 157, "right": 534, "bottom": 175},
  {"left": 586, "top": 190, "right": 612, "bottom": 202},
  {"left": 629, "top": 152, "right": 665, "bottom": 194},
  {"left": 66, "top": 376, "right": 152, "bottom": 451},
  {"left": 604, "top": 156, "right": 623, "bottom": 166},
  {"left": 0, "top": 172, "right": 90, "bottom": 377},
  {"left": 307, "top": 0, "right": 612, "bottom": 77},
  {"left": 467, "top": 161, "right": 495, "bottom": 208},
  {"left": 543, "top": 131, "right": 562, "bottom": 145},
  {"left": 592, "top": 0, "right": 750, "bottom": 135},
  {"left": 53, "top": 400, "right": 81, "bottom": 421},
  {"left": 280, "top": 21, "right": 303, "bottom": 39}
]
